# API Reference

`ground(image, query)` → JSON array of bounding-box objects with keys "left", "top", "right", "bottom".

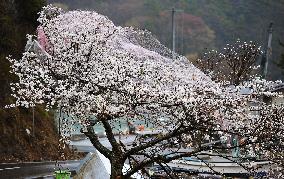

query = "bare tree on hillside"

[{"left": 197, "top": 40, "right": 262, "bottom": 86}]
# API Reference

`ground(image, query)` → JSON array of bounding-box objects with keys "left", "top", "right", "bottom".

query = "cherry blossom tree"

[{"left": 8, "top": 5, "right": 283, "bottom": 179}]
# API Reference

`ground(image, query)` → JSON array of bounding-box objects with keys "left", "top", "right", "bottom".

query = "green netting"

[{"left": 54, "top": 170, "right": 71, "bottom": 179}]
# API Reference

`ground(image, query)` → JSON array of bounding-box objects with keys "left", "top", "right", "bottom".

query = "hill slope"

[{"left": 0, "top": 0, "right": 77, "bottom": 162}]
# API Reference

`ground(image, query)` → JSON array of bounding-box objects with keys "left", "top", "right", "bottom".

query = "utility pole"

[
  {"left": 263, "top": 22, "right": 273, "bottom": 79},
  {"left": 172, "top": 7, "right": 176, "bottom": 60},
  {"left": 58, "top": 107, "right": 62, "bottom": 136},
  {"left": 171, "top": 8, "right": 183, "bottom": 60},
  {"left": 32, "top": 106, "right": 35, "bottom": 137}
]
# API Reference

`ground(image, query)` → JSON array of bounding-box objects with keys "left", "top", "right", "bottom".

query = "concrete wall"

[{"left": 74, "top": 152, "right": 110, "bottom": 179}]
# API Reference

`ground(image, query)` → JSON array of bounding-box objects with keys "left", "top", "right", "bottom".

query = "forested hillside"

[{"left": 48, "top": 0, "right": 284, "bottom": 80}]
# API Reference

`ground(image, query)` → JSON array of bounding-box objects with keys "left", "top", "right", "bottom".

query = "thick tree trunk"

[{"left": 110, "top": 156, "right": 125, "bottom": 179}]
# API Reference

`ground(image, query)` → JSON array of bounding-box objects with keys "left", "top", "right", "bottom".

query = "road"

[
  {"left": 70, "top": 135, "right": 137, "bottom": 152},
  {"left": 0, "top": 160, "right": 80, "bottom": 179},
  {"left": 0, "top": 135, "right": 137, "bottom": 179},
  {"left": 0, "top": 135, "right": 135, "bottom": 179}
]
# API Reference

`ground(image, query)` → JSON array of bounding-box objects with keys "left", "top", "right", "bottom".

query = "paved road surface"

[{"left": 0, "top": 160, "right": 80, "bottom": 179}]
